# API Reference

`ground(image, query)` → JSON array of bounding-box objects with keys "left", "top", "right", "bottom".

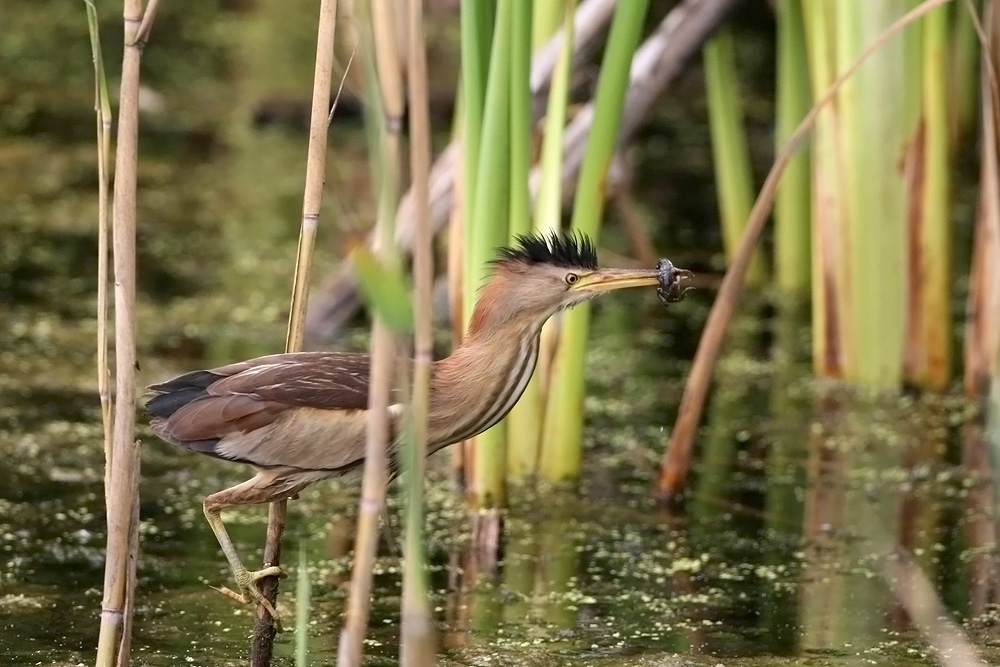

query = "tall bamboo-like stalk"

[
  {"left": 905, "top": 4, "right": 951, "bottom": 390},
  {"left": 338, "top": 4, "right": 401, "bottom": 664},
  {"left": 703, "top": 28, "right": 765, "bottom": 286},
  {"left": 774, "top": 0, "right": 811, "bottom": 294},
  {"left": 504, "top": 0, "right": 541, "bottom": 480},
  {"left": 400, "top": 0, "right": 435, "bottom": 663},
  {"left": 466, "top": 0, "right": 513, "bottom": 508},
  {"left": 540, "top": 0, "right": 649, "bottom": 483},
  {"left": 250, "top": 1, "right": 338, "bottom": 663},
  {"left": 95, "top": 2, "right": 157, "bottom": 665}
]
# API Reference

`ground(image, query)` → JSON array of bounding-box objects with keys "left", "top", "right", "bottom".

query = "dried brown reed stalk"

[
  {"left": 656, "top": 0, "right": 954, "bottom": 501},
  {"left": 400, "top": 0, "right": 435, "bottom": 662},
  {"left": 965, "top": 0, "right": 1000, "bottom": 399},
  {"left": 248, "top": 0, "right": 339, "bottom": 664},
  {"left": 94, "top": 2, "right": 159, "bottom": 666}
]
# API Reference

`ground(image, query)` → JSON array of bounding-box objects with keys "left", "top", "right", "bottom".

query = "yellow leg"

[{"left": 203, "top": 502, "right": 287, "bottom": 629}]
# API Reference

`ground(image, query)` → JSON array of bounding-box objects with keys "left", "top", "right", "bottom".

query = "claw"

[{"left": 211, "top": 567, "right": 285, "bottom": 632}]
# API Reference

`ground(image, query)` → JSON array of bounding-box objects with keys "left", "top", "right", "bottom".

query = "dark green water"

[{"left": 3, "top": 1, "right": 999, "bottom": 665}]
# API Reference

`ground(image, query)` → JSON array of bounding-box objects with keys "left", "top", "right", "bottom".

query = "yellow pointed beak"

[{"left": 571, "top": 268, "right": 662, "bottom": 294}]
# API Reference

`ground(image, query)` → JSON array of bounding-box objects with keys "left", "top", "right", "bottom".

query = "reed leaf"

[{"left": 353, "top": 247, "right": 415, "bottom": 334}]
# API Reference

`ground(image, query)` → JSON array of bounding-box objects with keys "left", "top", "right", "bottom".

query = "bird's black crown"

[{"left": 493, "top": 232, "right": 599, "bottom": 270}]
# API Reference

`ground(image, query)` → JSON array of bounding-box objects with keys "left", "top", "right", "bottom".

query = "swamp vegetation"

[{"left": 2, "top": 0, "right": 1000, "bottom": 665}]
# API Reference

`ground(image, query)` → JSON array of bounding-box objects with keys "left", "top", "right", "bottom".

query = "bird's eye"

[{"left": 565, "top": 273, "right": 579, "bottom": 285}]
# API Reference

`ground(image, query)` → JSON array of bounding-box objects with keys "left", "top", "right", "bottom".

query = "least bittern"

[{"left": 146, "top": 232, "right": 689, "bottom": 624}]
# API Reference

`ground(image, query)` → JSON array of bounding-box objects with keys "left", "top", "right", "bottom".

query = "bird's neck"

[{"left": 427, "top": 310, "right": 544, "bottom": 448}]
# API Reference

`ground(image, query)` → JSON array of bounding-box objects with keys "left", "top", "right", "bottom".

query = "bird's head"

[{"left": 468, "top": 232, "right": 663, "bottom": 336}]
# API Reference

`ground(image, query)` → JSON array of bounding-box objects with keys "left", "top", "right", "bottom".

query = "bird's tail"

[{"left": 145, "top": 369, "right": 219, "bottom": 419}]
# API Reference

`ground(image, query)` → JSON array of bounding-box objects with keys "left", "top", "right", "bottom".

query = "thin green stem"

[
  {"left": 704, "top": 29, "right": 765, "bottom": 285},
  {"left": 775, "top": 0, "right": 811, "bottom": 294},
  {"left": 468, "top": 0, "right": 513, "bottom": 506},
  {"left": 541, "top": 0, "right": 650, "bottom": 483}
]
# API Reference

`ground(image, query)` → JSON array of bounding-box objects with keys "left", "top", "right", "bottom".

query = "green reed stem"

[
  {"left": 949, "top": 1, "right": 979, "bottom": 142},
  {"left": 460, "top": 0, "right": 492, "bottom": 251},
  {"left": 295, "top": 546, "right": 311, "bottom": 667},
  {"left": 467, "top": 0, "right": 513, "bottom": 507},
  {"left": 401, "top": 0, "right": 435, "bottom": 663},
  {"left": 532, "top": 0, "right": 564, "bottom": 49},
  {"left": 774, "top": 0, "right": 811, "bottom": 294},
  {"left": 704, "top": 28, "right": 765, "bottom": 286},
  {"left": 904, "top": 3, "right": 951, "bottom": 390},
  {"left": 505, "top": 0, "right": 542, "bottom": 480},
  {"left": 541, "top": 0, "right": 649, "bottom": 483}
]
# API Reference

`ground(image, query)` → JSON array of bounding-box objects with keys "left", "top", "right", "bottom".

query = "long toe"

[
  {"left": 211, "top": 584, "right": 251, "bottom": 605},
  {"left": 244, "top": 581, "right": 283, "bottom": 632},
  {"left": 251, "top": 565, "right": 287, "bottom": 582}
]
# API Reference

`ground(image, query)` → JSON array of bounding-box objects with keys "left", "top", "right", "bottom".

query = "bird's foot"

[{"left": 211, "top": 565, "right": 288, "bottom": 631}]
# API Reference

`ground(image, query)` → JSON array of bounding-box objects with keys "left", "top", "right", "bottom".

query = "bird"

[{"left": 146, "top": 231, "right": 684, "bottom": 624}]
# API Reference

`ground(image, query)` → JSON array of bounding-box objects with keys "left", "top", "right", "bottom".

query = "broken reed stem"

[
  {"left": 655, "top": 0, "right": 954, "bottom": 500},
  {"left": 95, "top": 1, "right": 156, "bottom": 666},
  {"left": 84, "top": 0, "right": 114, "bottom": 501},
  {"left": 249, "top": 0, "right": 338, "bottom": 661},
  {"left": 337, "top": 4, "right": 403, "bottom": 665},
  {"left": 400, "top": 0, "right": 435, "bottom": 663}
]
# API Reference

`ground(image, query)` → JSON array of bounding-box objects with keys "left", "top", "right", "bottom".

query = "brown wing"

[{"left": 150, "top": 352, "right": 378, "bottom": 447}]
